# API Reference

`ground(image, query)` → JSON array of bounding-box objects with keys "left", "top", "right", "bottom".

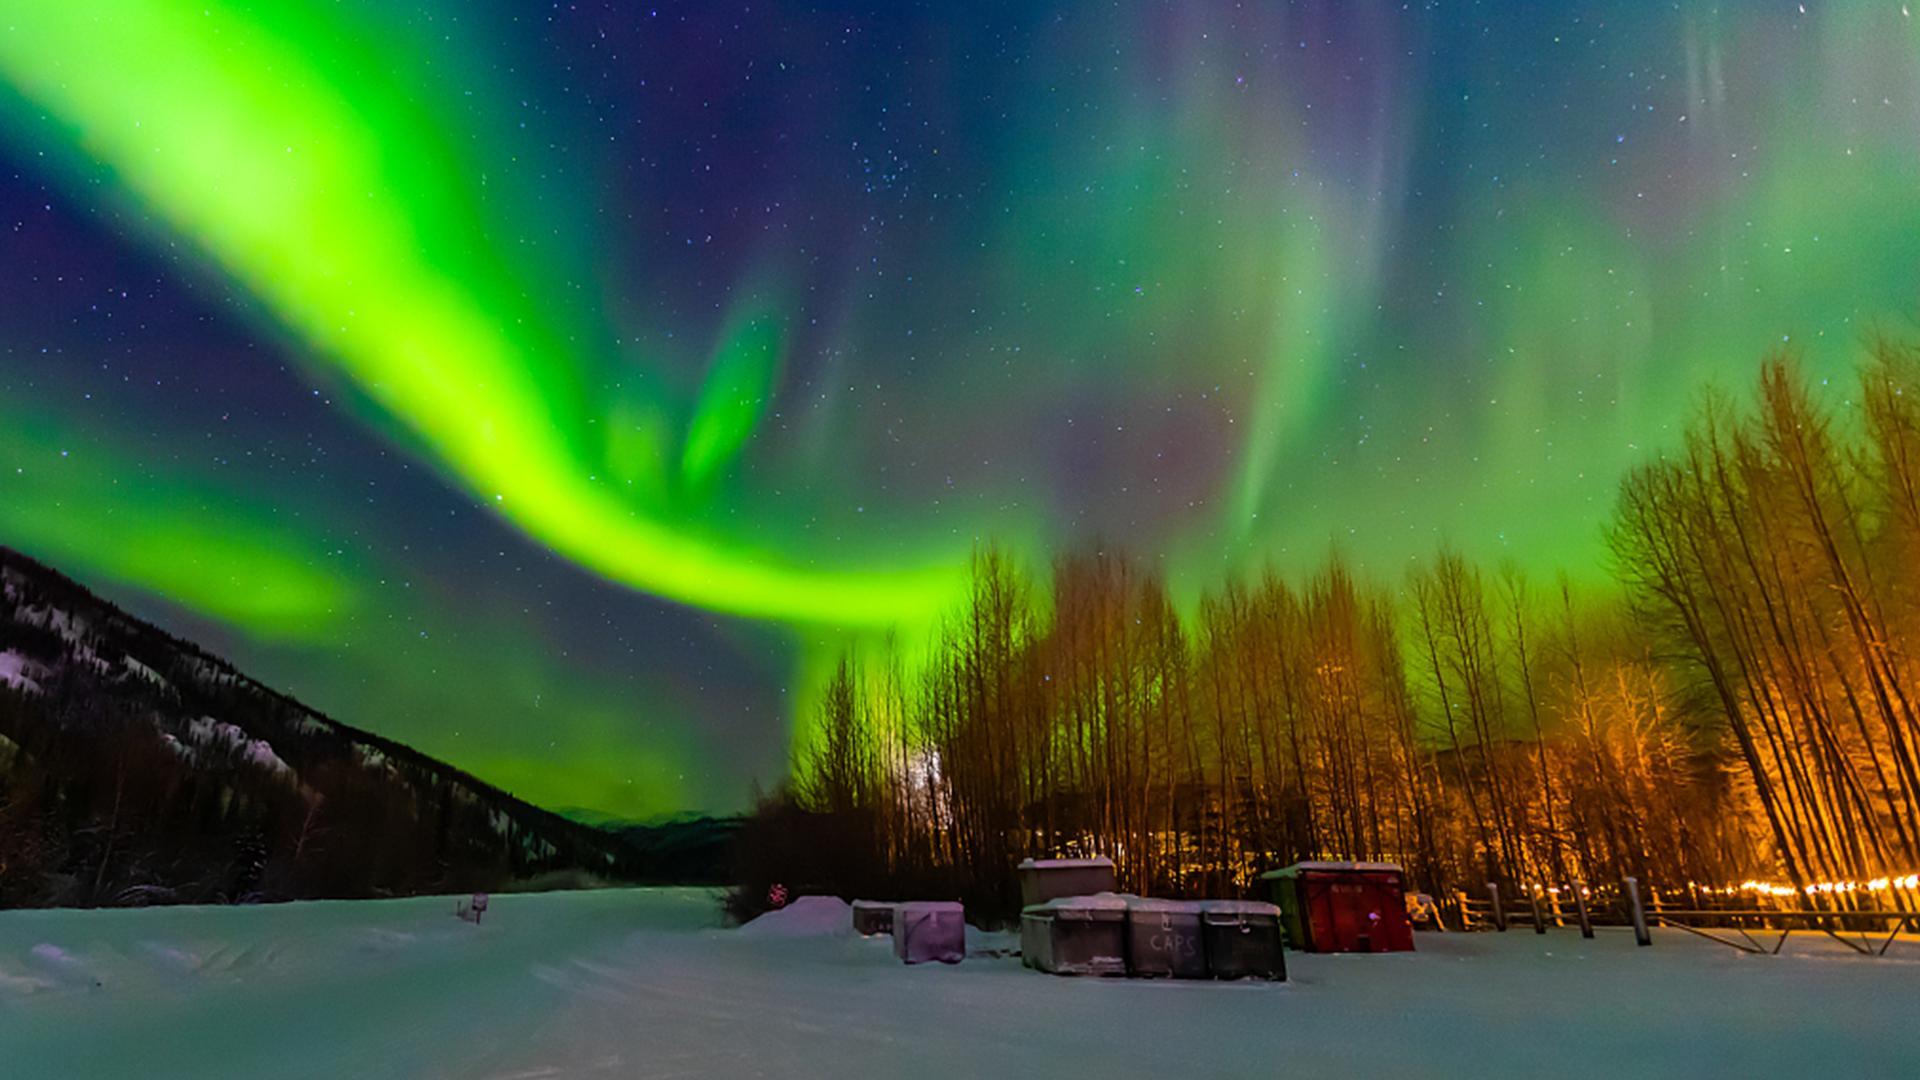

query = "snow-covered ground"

[{"left": 3, "top": 888, "right": 1918, "bottom": 1079}]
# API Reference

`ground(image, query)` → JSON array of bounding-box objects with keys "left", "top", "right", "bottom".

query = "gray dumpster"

[
  {"left": 1126, "top": 897, "right": 1207, "bottom": 978},
  {"left": 1017, "top": 857, "right": 1117, "bottom": 907},
  {"left": 893, "top": 901, "right": 965, "bottom": 964},
  {"left": 1020, "top": 893, "right": 1129, "bottom": 976},
  {"left": 1200, "top": 899, "right": 1287, "bottom": 981},
  {"left": 851, "top": 900, "right": 896, "bottom": 937}
]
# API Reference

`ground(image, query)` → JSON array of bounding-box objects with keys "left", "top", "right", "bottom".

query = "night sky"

[{"left": 3, "top": 2, "right": 1918, "bottom": 817}]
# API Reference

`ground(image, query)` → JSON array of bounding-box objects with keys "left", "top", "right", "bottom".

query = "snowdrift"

[{"left": 736, "top": 895, "right": 854, "bottom": 938}]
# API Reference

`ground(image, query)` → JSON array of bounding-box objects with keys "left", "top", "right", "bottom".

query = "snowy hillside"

[
  {"left": 0, "top": 546, "right": 640, "bottom": 907},
  {"left": 2, "top": 888, "right": 1917, "bottom": 1079}
]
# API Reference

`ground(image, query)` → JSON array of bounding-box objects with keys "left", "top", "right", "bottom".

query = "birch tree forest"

[{"left": 752, "top": 347, "right": 1920, "bottom": 920}]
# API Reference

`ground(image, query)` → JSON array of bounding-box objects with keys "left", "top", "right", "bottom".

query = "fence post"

[
  {"left": 1455, "top": 890, "right": 1473, "bottom": 931},
  {"left": 1624, "top": 876, "right": 1651, "bottom": 947},
  {"left": 1529, "top": 887, "right": 1547, "bottom": 935},
  {"left": 1573, "top": 882, "right": 1594, "bottom": 939},
  {"left": 1488, "top": 883, "right": 1507, "bottom": 932}
]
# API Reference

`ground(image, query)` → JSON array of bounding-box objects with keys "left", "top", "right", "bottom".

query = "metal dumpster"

[
  {"left": 1261, "top": 861, "right": 1414, "bottom": 953},
  {"left": 1017, "top": 857, "right": 1117, "bottom": 907},
  {"left": 1200, "top": 900, "right": 1287, "bottom": 981},
  {"left": 893, "top": 901, "right": 965, "bottom": 964},
  {"left": 1021, "top": 893, "right": 1129, "bottom": 976},
  {"left": 851, "top": 900, "right": 895, "bottom": 937},
  {"left": 1125, "top": 897, "right": 1207, "bottom": 978}
]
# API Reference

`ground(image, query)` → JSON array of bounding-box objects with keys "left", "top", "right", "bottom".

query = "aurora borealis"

[{"left": 3, "top": 1, "right": 1919, "bottom": 816}]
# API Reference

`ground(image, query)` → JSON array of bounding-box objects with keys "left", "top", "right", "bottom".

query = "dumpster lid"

[
  {"left": 1024, "top": 892, "right": 1132, "bottom": 919},
  {"left": 1198, "top": 899, "right": 1282, "bottom": 917},
  {"left": 851, "top": 900, "right": 897, "bottom": 911},
  {"left": 1260, "top": 861, "right": 1404, "bottom": 879},
  {"left": 895, "top": 901, "right": 963, "bottom": 916},
  {"left": 1017, "top": 857, "right": 1115, "bottom": 871},
  {"left": 1127, "top": 897, "right": 1206, "bottom": 914}
]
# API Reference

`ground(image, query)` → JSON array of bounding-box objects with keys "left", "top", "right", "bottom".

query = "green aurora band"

[
  {"left": 3, "top": 1, "right": 1920, "bottom": 814},
  {"left": 0, "top": 0, "right": 968, "bottom": 628}
]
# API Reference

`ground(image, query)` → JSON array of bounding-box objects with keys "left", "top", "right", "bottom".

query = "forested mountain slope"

[{"left": 0, "top": 546, "right": 644, "bottom": 907}]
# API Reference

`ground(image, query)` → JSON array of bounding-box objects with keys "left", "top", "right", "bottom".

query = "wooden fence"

[{"left": 1452, "top": 877, "right": 1920, "bottom": 956}]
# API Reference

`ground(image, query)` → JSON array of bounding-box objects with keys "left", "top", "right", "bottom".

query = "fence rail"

[
  {"left": 1453, "top": 880, "right": 1619, "bottom": 940},
  {"left": 1451, "top": 877, "right": 1920, "bottom": 956},
  {"left": 1645, "top": 905, "right": 1920, "bottom": 956}
]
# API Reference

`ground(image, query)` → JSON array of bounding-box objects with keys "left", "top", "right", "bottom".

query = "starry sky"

[{"left": 3, "top": 1, "right": 1918, "bottom": 818}]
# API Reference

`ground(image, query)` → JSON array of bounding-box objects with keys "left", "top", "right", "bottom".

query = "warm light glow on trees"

[{"left": 768, "top": 349, "right": 1920, "bottom": 920}]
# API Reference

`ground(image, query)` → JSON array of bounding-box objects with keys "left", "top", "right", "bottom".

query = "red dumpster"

[{"left": 1260, "top": 861, "right": 1415, "bottom": 953}]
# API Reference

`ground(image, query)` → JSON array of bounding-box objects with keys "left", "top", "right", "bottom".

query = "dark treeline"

[
  {"left": 0, "top": 689, "right": 508, "bottom": 906},
  {"left": 741, "top": 347, "right": 1920, "bottom": 922},
  {"left": 0, "top": 547, "right": 641, "bottom": 908}
]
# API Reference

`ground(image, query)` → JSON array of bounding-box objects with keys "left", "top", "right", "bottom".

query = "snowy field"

[{"left": 3, "top": 888, "right": 1919, "bottom": 1079}]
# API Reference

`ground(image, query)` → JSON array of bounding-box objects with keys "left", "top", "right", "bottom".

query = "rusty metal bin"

[
  {"left": 852, "top": 900, "right": 895, "bottom": 937},
  {"left": 1125, "top": 897, "right": 1207, "bottom": 978},
  {"left": 1200, "top": 900, "right": 1287, "bottom": 981},
  {"left": 894, "top": 901, "right": 965, "bottom": 964},
  {"left": 1020, "top": 893, "right": 1129, "bottom": 976},
  {"left": 1018, "top": 857, "right": 1118, "bottom": 907}
]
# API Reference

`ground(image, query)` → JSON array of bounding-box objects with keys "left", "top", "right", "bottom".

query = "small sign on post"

[{"left": 457, "top": 892, "right": 490, "bottom": 925}]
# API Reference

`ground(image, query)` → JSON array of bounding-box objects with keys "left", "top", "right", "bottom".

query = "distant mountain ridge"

[
  {"left": 0, "top": 545, "right": 670, "bottom": 907},
  {"left": 602, "top": 815, "right": 744, "bottom": 884}
]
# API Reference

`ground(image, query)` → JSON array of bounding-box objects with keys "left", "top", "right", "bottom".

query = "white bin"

[
  {"left": 1018, "top": 857, "right": 1118, "bottom": 907},
  {"left": 893, "top": 901, "right": 965, "bottom": 964}
]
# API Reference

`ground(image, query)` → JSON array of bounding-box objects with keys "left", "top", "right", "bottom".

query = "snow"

[
  {"left": 3, "top": 889, "right": 1919, "bottom": 1078},
  {"left": 24, "top": 943, "right": 99, "bottom": 990},
  {"left": 172, "top": 716, "right": 293, "bottom": 779},
  {"left": 1031, "top": 892, "right": 1133, "bottom": 913},
  {"left": 1265, "top": 860, "right": 1404, "bottom": 874},
  {"left": 120, "top": 654, "right": 168, "bottom": 687},
  {"left": 69, "top": 642, "right": 110, "bottom": 674},
  {"left": 240, "top": 738, "right": 291, "bottom": 776},
  {"left": 184, "top": 657, "right": 241, "bottom": 689},
  {"left": 187, "top": 716, "right": 247, "bottom": 749},
  {"left": 0, "top": 649, "right": 42, "bottom": 693},
  {"left": 736, "top": 895, "right": 853, "bottom": 938},
  {"left": 1129, "top": 896, "right": 1207, "bottom": 914},
  {"left": 16, "top": 604, "right": 90, "bottom": 645},
  {"left": 1197, "top": 899, "right": 1281, "bottom": 917},
  {"left": 1017, "top": 856, "right": 1114, "bottom": 870}
]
